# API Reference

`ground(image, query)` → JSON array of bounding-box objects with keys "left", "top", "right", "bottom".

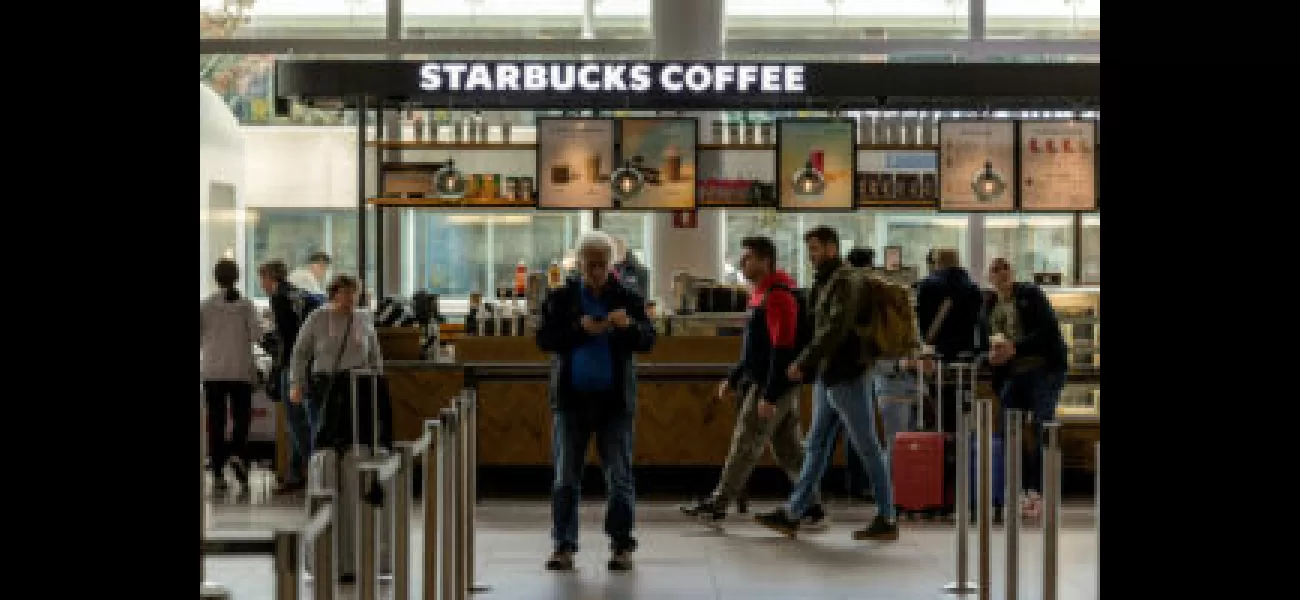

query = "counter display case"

[{"left": 1045, "top": 286, "right": 1100, "bottom": 422}]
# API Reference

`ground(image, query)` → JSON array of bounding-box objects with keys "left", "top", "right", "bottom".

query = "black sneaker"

[
  {"left": 679, "top": 498, "right": 727, "bottom": 522},
  {"left": 851, "top": 515, "right": 900, "bottom": 541},
  {"left": 545, "top": 550, "right": 575, "bottom": 572},
  {"left": 607, "top": 549, "right": 634, "bottom": 571},
  {"left": 753, "top": 508, "right": 801, "bottom": 538},
  {"left": 801, "top": 504, "right": 830, "bottom": 532}
]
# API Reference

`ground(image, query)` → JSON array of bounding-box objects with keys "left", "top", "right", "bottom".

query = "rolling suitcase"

[
  {"left": 307, "top": 368, "right": 390, "bottom": 580},
  {"left": 892, "top": 357, "right": 951, "bottom": 516}
]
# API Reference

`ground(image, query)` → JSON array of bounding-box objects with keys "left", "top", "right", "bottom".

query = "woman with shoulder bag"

[
  {"left": 200, "top": 259, "right": 262, "bottom": 493},
  {"left": 288, "top": 274, "right": 385, "bottom": 453}
]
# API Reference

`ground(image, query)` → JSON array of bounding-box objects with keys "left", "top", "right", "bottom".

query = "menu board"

[
  {"left": 1019, "top": 120, "right": 1098, "bottom": 211},
  {"left": 777, "top": 119, "right": 856, "bottom": 210},
  {"left": 536, "top": 118, "right": 615, "bottom": 209},
  {"left": 615, "top": 118, "right": 697, "bottom": 210},
  {"left": 939, "top": 121, "right": 1016, "bottom": 212}
]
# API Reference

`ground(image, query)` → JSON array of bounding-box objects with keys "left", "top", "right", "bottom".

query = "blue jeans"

[
  {"left": 551, "top": 408, "right": 637, "bottom": 553},
  {"left": 997, "top": 368, "right": 1066, "bottom": 493},
  {"left": 874, "top": 367, "right": 918, "bottom": 457},
  {"left": 280, "top": 370, "right": 318, "bottom": 485},
  {"left": 788, "top": 370, "right": 895, "bottom": 520}
]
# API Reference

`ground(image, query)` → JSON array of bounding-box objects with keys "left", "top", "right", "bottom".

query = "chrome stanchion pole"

[
  {"left": 440, "top": 408, "right": 463, "bottom": 600},
  {"left": 455, "top": 395, "right": 471, "bottom": 596},
  {"left": 312, "top": 504, "right": 337, "bottom": 600},
  {"left": 394, "top": 445, "right": 415, "bottom": 600},
  {"left": 274, "top": 530, "right": 303, "bottom": 600},
  {"left": 1042, "top": 422, "right": 1063, "bottom": 600},
  {"left": 464, "top": 389, "right": 491, "bottom": 594},
  {"left": 357, "top": 467, "right": 379, "bottom": 600},
  {"left": 975, "top": 398, "right": 993, "bottom": 600},
  {"left": 944, "top": 397, "right": 976, "bottom": 595},
  {"left": 421, "top": 421, "right": 442, "bottom": 600},
  {"left": 1095, "top": 441, "right": 1100, "bottom": 600},
  {"left": 1005, "top": 409, "right": 1025, "bottom": 600}
]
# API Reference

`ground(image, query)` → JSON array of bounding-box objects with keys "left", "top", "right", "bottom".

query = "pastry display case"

[{"left": 1046, "top": 286, "right": 1100, "bottom": 422}]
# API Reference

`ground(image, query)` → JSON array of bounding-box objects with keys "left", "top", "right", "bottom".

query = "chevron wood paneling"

[{"left": 385, "top": 369, "right": 465, "bottom": 441}]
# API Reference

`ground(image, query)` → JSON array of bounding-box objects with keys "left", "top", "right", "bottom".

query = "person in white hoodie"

[{"left": 200, "top": 259, "right": 262, "bottom": 492}]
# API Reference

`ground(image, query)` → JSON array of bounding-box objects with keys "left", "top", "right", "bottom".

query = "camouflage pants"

[{"left": 711, "top": 383, "right": 811, "bottom": 504}]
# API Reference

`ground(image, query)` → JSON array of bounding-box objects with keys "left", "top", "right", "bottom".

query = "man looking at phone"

[{"left": 536, "top": 231, "right": 657, "bottom": 572}]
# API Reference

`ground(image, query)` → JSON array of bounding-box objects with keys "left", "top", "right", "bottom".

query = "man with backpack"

[
  {"left": 754, "top": 226, "right": 906, "bottom": 542},
  {"left": 258, "top": 259, "right": 325, "bottom": 494},
  {"left": 680, "top": 236, "right": 827, "bottom": 528}
]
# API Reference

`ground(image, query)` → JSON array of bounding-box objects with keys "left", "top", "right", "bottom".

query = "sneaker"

[
  {"left": 229, "top": 459, "right": 250, "bottom": 487},
  {"left": 753, "top": 508, "right": 801, "bottom": 538},
  {"left": 851, "top": 515, "right": 900, "bottom": 541},
  {"left": 680, "top": 498, "right": 727, "bottom": 522},
  {"left": 545, "top": 550, "right": 575, "bottom": 572},
  {"left": 607, "top": 549, "right": 634, "bottom": 571},
  {"left": 801, "top": 504, "right": 830, "bottom": 532}
]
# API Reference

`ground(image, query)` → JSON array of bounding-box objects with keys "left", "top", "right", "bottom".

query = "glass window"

[
  {"left": 984, "top": 214, "right": 1075, "bottom": 283},
  {"left": 1080, "top": 212, "right": 1099, "bottom": 284},
  {"left": 720, "top": 210, "right": 967, "bottom": 286},
  {"left": 597, "top": 212, "right": 656, "bottom": 296},
  {"left": 200, "top": 0, "right": 387, "bottom": 39},
  {"left": 201, "top": 54, "right": 386, "bottom": 125},
  {"left": 986, "top": 0, "right": 1101, "bottom": 40},
  {"left": 410, "top": 211, "right": 581, "bottom": 298},
  {"left": 727, "top": 0, "right": 969, "bottom": 40},
  {"left": 245, "top": 208, "right": 377, "bottom": 299},
  {"left": 404, "top": 0, "right": 584, "bottom": 39}
]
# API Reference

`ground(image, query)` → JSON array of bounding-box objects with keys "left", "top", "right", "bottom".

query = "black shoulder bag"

[{"left": 310, "top": 312, "right": 354, "bottom": 451}]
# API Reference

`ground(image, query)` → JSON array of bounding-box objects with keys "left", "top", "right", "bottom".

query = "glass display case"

[{"left": 1046, "top": 286, "right": 1100, "bottom": 421}]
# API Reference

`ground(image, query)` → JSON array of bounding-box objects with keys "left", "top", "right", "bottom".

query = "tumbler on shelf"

[
  {"left": 500, "top": 120, "right": 512, "bottom": 144},
  {"left": 711, "top": 120, "right": 725, "bottom": 144}
]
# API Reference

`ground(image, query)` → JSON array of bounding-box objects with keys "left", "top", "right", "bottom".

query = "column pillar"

[{"left": 648, "top": 0, "right": 726, "bottom": 301}]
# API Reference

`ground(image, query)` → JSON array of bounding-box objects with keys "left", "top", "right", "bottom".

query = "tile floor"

[{"left": 205, "top": 478, "right": 1099, "bottom": 600}]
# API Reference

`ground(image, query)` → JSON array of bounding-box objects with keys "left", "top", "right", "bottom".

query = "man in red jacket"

[{"left": 680, "top": 236, "right": 826, "bottom": 528}]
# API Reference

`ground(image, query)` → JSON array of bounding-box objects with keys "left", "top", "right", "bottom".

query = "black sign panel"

[{"left": 275, "top": 60, "right": 1100, "bottom": 110}]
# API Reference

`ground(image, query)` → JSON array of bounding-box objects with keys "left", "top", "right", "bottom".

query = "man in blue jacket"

[
  {"left": 915, "top": 248, "right": 986, "bottom": 433},
  {"left": 536, "top": 231, "right": 657, "bottom": 572},
  {"left": 984, "top": 257, "right": 1068, "bottom": 519}
]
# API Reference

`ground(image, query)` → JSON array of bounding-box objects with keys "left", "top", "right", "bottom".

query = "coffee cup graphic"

[
  {"left": 551, "top": 164, "right": 571, "bottom": 185},
  {"left": 663, "top": 145, "right": 682, "bottom": 182}
]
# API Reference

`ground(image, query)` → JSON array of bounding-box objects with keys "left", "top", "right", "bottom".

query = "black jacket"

[
  {"left": 980, "top": 282, "right": 1068, "bottom": 373},
  {"left": 725, "top": 270, "right": 800, "bottom": 403},
  {"left": 803, "top": 258, "right": 867, "bottom": 385},
  {"left": 613, "top": 252, "right": 651, "bottom": 299},
  {"left": 265, "top": 281, "right": 306, "bottom": 366},
  {"left": 915, "top": 266, "right": 985, "bottom": 361},
  {"left": 536, "top": 275, "right": 657, "bottom": 415}
]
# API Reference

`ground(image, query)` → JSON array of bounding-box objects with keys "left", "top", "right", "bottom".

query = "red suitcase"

[{"left": 891, "top": 359, "right": 974, "bottom": 516}]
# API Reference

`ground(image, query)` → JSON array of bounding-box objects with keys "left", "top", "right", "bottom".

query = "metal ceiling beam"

[
  {"left": 723, "top": 38, "right": 1098, "bottom": 56},
  {"left": 198, "top": 37, "right": 650, "bottom": 56},
  {"left": 198, "top": 37, "right": 1097, "bottom": 58}
]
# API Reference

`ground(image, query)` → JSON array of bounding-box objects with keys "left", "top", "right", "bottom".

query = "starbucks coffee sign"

[{"left": 418, "top": 62, "right": 807, "bottom": 95}]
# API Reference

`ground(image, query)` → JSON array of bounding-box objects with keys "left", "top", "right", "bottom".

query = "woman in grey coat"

[
  {"left": 288, "top": 274, "right": 384, "bottom": 449},
  {"left": 200, "top": 259, "right": 262, "bottom": 491}
]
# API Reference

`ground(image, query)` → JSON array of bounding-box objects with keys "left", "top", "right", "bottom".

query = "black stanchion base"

[{"left": 470, "top": 583, "right": 492, "bottom": 593}]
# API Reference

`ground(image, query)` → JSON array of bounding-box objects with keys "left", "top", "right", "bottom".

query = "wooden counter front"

[{"left": 381, "top": 336, "right": 845, "bottom": 468}]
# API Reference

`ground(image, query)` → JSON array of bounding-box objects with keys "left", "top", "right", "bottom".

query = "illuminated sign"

[{"left": 417, "top": 62, "right": 806, "bottom": 94}]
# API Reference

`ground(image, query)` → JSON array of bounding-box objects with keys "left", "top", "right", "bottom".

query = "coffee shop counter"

[{"left": 379, "top": 336, "right": 846, "bottom": 468}]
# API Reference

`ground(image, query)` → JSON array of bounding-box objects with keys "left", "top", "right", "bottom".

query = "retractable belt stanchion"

[
  {"left": 1042, "top": 422, "right": 1063, "bottom": 600},
  {"left": 454, "top": 395, "right": 472, "bottom": 596},
  {"left": 399, "top": 423, "right": 437, "bottom": 600},
  {"left": 357, "top": 454, "right": 401, "bottom": 600},
  {"left": 307, "top": 504, "right": 337, "bottom": 600},
  {"left": 274, "top": 530, "right": 303, "bottom": 600},
  {"left": 1095, "top": 441, "right": 1100, "bottom": 600},
  {"left": 463, "top": 389, "right": 491, "bottom": 594},
  {"left": 944, "top": 364, "right": 976, "bottom": 595},
  {"left": 440, "top": 407, "right": 464, "bottom": 600},
  {"left": 974, "top": 398, "right": 994, "bottom": 600},
  {"left": 1004, "top": 409, "right": 1025, "bottom": 600},
  {"left": 200, "top": 391, "right": 233, "bottom": 600},
  {"left": 420, "top": 420, "right": 442, "bottom": 600}
]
